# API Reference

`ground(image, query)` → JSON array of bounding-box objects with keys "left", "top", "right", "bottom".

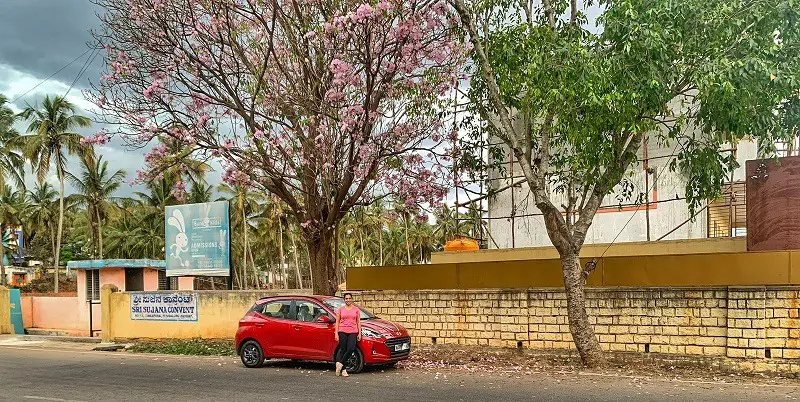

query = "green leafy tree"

[
  {"left": 451, "top": 0, "right": 800, "bottom": 364},
  {"left": 218, "top": 183, "right": 263, "bottom": 289},
  {"left": 15, "top": 95, "right": 92, "bottom": 293},
  {"left": 0, "top": 185, "right": 25, "bottom": 284},
  {"left": 188, "top": 181, "right": 213, "bottom": 204},
  {"left": 24, "top": 182, "right": 58, "bottom": 262},
  {"left": 66, "top": 154, "right": 127, "bottom": 258},
  {"left": 0, "top": 95, "right": 24, "bottom": 190}
]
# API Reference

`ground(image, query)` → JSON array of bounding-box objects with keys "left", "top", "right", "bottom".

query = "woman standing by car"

[{"left": 334, "top": 292, "right": 362, "bottom": 377}]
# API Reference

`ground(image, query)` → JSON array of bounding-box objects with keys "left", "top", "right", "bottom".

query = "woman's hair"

[{"left": 343, "top": 292, "right": 353, "bottom": 299}]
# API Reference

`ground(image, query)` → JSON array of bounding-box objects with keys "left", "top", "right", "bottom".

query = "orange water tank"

[{"left": 444, "top": 237, "right": 479, "bottom": 252}]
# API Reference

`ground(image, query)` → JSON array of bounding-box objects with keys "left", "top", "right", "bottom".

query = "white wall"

[{"left": 487, "top": 139, "right": 757, "bottom": 249}]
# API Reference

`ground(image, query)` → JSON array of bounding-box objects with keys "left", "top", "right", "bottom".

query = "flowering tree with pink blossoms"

[{"left": 87, "top": 0, "right": 467, "bottom": 294}]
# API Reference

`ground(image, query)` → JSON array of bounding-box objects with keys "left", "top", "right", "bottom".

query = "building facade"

[{"left": 486, "top": 139, "right": 759, "bottom": 249}]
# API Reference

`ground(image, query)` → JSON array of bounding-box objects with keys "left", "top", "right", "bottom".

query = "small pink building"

[{"left": 21, "top": 259, "right": 194, "bottom": 337}]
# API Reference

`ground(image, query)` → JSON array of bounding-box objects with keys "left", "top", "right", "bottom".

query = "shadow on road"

[{"left": 261, "top": 359, "right": 399, "bottom": 374}]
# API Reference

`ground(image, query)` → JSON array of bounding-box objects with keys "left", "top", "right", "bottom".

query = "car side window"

[
  {"left": 295, "top": 300, "right": 328, "bottom": 323},
  {"left": 261, "top": 300, "right": 293, "bottom": 319}
]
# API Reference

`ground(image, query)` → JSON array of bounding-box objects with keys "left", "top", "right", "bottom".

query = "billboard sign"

[{"left": 165, "top": 201, "right": 230, "bottom": 277}]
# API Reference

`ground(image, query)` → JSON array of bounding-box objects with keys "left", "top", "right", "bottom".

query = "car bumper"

[{"left": 362, "top": 337, "right": 411, "bottom": 364}]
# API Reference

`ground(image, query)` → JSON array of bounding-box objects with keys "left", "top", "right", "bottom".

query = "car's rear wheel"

[
  {"left": 240, "top": 340, "right": 264, "bottom": 368},
  {"left": 343, "top": 347, "right": 365, "bottom": 374}
]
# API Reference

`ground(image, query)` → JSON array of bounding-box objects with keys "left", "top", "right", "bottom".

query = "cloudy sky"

[
  {"left": 0, "top": 0, "right": 165, "bottom": 197},
  {"left": 0, "top": 1, "right": 600, "bottom": 206}
]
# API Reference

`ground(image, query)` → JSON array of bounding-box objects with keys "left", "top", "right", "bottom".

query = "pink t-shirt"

[{"left": 336, "top": 306, "right": 360, "bottom": 334}]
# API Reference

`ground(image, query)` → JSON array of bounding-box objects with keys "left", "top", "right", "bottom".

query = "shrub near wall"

[{"left": 356, "top": 287, "right": 800, "bottom": 373}]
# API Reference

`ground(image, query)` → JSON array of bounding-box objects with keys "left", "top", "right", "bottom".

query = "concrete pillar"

[
  {"left": 0, "top": 286, "right": 10, "bottom": 334},
  {"left": 100, "top": 284, "right": 119, "bottom": 343},
  {"left": 178, "top": 276, "right": 195, "bottom": 290}
]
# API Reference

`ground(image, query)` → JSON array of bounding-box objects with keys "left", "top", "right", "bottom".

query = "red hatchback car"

[{"left": 235, "top": 295, "right": 411, "bottom": 373}]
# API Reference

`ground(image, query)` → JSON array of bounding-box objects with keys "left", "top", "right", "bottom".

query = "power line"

[
  {"left": 64, "top": 49, "right": 100, "bottom": 98},
  {"left": 9, "top": 48, "right": 92, "bottom": 104}
]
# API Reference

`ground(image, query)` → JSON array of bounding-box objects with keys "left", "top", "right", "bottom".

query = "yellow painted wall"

[
  {"left": 104, "top": 289, "right": 311, "bottom": 341},
  {"left": 431, "top": 237, "right": 747, "bottom": 264},
  {"left": 349, "top": 248, "right": 800, "bottom": 290},
  {"left": 0, "top": 287, "right": 10, "bottom": 334}
]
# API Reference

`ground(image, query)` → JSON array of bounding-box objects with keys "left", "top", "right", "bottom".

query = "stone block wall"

[{"left": 356, "top": 286, "right": 800, "bottom": 373}]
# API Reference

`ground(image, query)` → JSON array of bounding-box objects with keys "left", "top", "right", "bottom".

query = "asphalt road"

[{"left": 0, "top": 344, "right": 798, "bottom": 401}]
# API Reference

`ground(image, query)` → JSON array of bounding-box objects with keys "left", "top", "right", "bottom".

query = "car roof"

[{"left": 256, "top": 295, "right": 340, "bottom": 303}]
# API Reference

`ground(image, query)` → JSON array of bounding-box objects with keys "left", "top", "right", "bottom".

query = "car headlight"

[{"left": 361, "top": 328, "right": 383, "bottom": 338}]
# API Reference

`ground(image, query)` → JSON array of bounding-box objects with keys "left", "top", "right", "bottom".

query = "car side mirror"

[{"left": 316, "top": 315, "right": 334, "bottom": 324}]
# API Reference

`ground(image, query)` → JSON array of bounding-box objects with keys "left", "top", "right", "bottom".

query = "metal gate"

[{"left": 9, "top": 288, "right": 23, "bottom": 334}]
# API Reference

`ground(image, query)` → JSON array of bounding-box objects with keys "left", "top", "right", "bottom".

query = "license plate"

[{"left": 395, "top": 343, "right": 409, "bottom": 351}]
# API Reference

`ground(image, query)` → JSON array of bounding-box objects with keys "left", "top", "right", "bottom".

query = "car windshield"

[{"left": 323, "top": 298, "right": 377, "bottom": 319}]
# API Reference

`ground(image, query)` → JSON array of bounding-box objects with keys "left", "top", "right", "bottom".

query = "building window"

[
  {"left": 158, "top": 270, "right": 169, "bottom": 290},
  {"left": 707, "top": 181, "right": 747, "bottom": 238},
  {"left": 86, "top": 270, "right": 100, "bottom": 301}
]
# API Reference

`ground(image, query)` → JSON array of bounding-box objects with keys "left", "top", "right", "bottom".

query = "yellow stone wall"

[
  {"left": 101, "top": 288, "right": 310, "bottom": 341},
  {"left": 356, "top": 287, "right": 800, "bottom": 373}
]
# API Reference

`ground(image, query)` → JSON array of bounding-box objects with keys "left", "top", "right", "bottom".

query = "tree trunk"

[
  {"left": 403, "top": 216, "right": 411, "bottom": 265},
  {"left": 560, "top": 252, "right": 603, "bottom": 365},
  {"left": 95, "top": 206, "right": 104, "bottom": 259},
  {"left": 55, "top": 164, "right": 65, "bottom": 294},
  {"left": 279, "top": 217, "right": 287, "bottom": 289},
  {"left": 0, "top": 223, "right": 6, "bottom": 286},
  {"left": 359, "top": 231, "right": 365, "bottom": 266},
  {"left": 290, "top": 230, "right": 302, "bottom": 289},
  {"left": 306, "top": 247, "right": 313, "bottom": 288},
  {"left": 334, "top": 223, "right": 342, "bottom": 285},
  {"left": 378, "top": 228, "right": 383, "bottom": 266},
  {"left": 248, "top": 241, "right": 260, "bottom": 290},
  {"left": 49, "top": 227, "right": 55, "bottom": 273},
  {"left": 306, "top": 228, "right": 337, "bottom": 295},
  {"left": 239, "top": 193, "right": 248, "bottom": 290}
]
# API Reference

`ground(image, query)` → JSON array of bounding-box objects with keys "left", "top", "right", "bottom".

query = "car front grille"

[{"left": 384, "top": 336, "right": 411, "bottom": 358}]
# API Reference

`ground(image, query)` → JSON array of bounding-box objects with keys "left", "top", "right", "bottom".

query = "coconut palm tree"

[
  {"left": 408, "top": 217, "right": 436, "bottom": 263},
  {"left": 66, "top": 154, "right": 126, "bottom": 258},
  {"left": 367, "top": 200, "right": 388, "bottom": 266},
  {"left": 25, "top": 182, "right": 58, "bottom": 266},
  {"left": 188, "top": 181, "right": 213, "bottom": 204},
  {"left": 217, "top": 183, "right": 262, "bottom": 289},
  {"left": 0, "top": 185, "right": 24, "bottom": 285},
  {"left": 0, "top": 95, "right": 24, "bottom": 190},
  {"left": 15, "top": 95, "right": 92, "bottom": 293}
]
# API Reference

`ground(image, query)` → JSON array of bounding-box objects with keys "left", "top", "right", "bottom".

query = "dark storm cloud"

[{"left": 0, "top": 0, "right": 104, "bottom": 87}]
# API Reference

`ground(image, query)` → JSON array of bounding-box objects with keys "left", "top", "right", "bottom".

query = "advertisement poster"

[
  {"left": 130, "top": 292, "right": 198, "bottom": 321},
  {"left": 165, "top": 201, "right": 230, "bottom": 277}
]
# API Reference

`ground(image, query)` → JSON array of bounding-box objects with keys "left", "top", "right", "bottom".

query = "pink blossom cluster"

[
  {"left": 81, "top": 130, "right": 112, "bottom": 146},
  {"left": 171, "top": 180, "right": 187, "bottom": 202},
  {"left": 91, "top": 0, "right": 466, "bottom": 231},
  {"left": 221, "top": 164, "right": 252, "bottom": 188}
]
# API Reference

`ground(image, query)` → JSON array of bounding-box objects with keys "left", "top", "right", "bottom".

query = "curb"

[{"left": 19, "top": 335, "right": 102, "bottom": 344}]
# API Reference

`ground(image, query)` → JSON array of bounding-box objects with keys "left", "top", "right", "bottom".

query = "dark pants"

[{"left": 336, "top": 332, "right": 358, "bottom": 364}]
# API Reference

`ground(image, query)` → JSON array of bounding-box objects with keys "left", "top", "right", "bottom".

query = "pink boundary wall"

[{"left": 21, "top": 268, "right": 194, "bottom": 336}]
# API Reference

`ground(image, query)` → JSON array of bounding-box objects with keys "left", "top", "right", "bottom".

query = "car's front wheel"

[
  {"left": 240, "top": 340, "right": 264, "bottom": 368},
  {"left": 343, "top": 347, "right": 365, "bottom": 374}
]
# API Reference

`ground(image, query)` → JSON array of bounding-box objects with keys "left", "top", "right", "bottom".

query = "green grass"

[{"left": 127, "top": 338, "right": 236, "bottom": 356}]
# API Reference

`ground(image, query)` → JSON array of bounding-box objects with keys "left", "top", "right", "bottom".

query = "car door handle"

[
  {"left": 255, "top": 323, "right": 264, "bottom": 327},
  {"left": 292, "top": 325, "right": 302, "bottom": 330}
]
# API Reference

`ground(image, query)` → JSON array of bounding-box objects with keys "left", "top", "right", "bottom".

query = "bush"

[
  {"left": 16, "top": 274, "right": 77, "bottom": 294},
  {"left": 127, "top": 338, "right": 236, "bottom": 356}
]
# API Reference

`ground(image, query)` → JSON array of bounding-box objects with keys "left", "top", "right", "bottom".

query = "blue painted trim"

[{"left": 66, "top": 259, "right": 166, "bottom": 270}]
